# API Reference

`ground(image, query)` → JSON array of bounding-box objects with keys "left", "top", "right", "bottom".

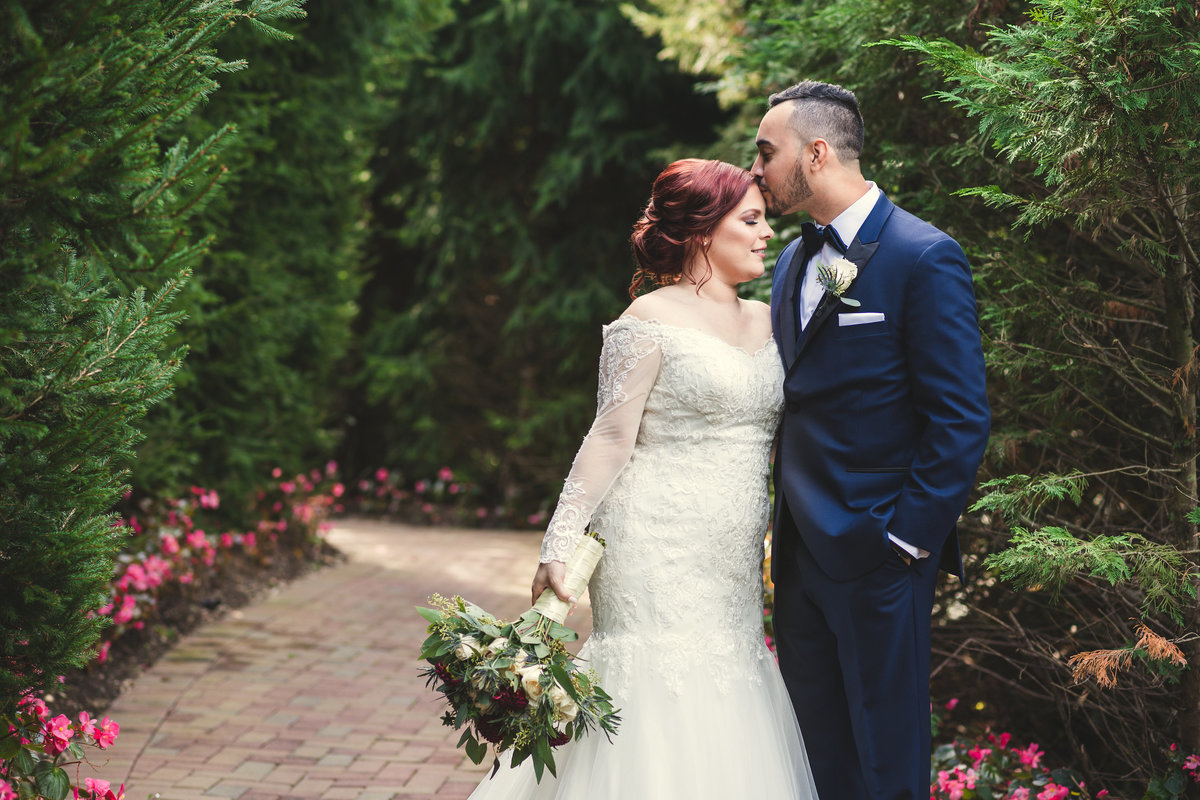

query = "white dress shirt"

[{"left": 798, "top": 181, "right": 929, "bottom": 561}]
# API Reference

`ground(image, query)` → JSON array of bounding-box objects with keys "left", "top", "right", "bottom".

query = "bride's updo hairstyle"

[{"left": 629, "top": 158, "right": 757, "bottom": 297}]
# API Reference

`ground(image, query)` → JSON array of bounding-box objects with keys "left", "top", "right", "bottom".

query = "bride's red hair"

[{"left": 629, "top": 159, "right": 756, "bottom": 297}]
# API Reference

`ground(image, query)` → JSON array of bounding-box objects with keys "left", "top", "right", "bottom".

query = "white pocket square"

[{"left": 838, "top": 312, "right": 885, "bottom": 326}]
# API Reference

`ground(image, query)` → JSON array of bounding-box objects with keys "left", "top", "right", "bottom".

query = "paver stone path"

[{"left": 78, "top": 519, "right": 592, "bottom": 800}]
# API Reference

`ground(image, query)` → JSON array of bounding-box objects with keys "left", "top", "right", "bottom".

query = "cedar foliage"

[
  {"left": 888, "top": 0, "right": 1200, "bottom": 782},
  {"left": 0, "top": 0, "right": 302, "bottom": 711},
  {"left": 642, "top": 0, "right": 1199, "bottom": 786},
  {"left": 342, "top": 0, "right": 725, "bottom": 506},
  {"left": 132, "top": 0, "right": 437, "bottom": 515}
]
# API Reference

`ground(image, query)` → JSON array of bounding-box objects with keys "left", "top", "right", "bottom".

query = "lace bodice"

[{"left": 540, "top": 315, "right": 782, "bottom": 563}]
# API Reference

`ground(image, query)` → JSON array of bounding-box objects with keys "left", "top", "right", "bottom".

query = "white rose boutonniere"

[{"left": 816, "top": 257, "right": 861, "bottom": 307}]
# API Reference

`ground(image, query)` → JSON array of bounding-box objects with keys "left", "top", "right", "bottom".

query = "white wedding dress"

[{"left": 469, "top": 315, "right": 818, "bottom": 800}]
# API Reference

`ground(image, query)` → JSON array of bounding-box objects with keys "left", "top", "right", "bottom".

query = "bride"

[{"left": 468, "top": 159, "right": 819, "bottom": 799}]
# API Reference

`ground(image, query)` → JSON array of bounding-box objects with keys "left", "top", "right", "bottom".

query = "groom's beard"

[{"left": 764, "top": 162, "right": 813, "bottom": 216}]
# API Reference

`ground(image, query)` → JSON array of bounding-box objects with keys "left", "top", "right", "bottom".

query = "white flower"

[
  {"left": 817, "top": 257, "right": 858, "bottom": 296},
  {"left": 486, "top": 636, "right": 509, "bottom": 655},
  {"left": 518, "top": 665, "right": 547, "bottom": 704},
  {"left": 548, "top": 684, "right": 579, "bottom": 722},
  {"left": 454, "top": 635, "right": 482, "bottom": 660}
]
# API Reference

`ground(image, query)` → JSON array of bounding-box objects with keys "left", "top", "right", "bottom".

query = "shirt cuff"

[{"left": 888, "top": 532, "right": 930, "bottom": 559}]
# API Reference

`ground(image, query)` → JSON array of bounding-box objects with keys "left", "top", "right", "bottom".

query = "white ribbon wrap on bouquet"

[{"left": 531, "top": 535, "right": 604, "bottom": 624}]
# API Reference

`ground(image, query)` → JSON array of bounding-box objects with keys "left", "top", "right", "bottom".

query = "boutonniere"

[{"left": 816, "top": 257, "right": 861, "bottom": 308}]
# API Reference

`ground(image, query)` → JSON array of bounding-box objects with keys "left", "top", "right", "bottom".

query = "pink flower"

[
  {"left": 123, "top": 563, "right": 149, "bottom": 591},
  {"left": 78, "top": 711, "right": 97, "bottom": 737},
  {"left": 112, "top": 595, "right": 136, "bottom": 625},
  {"left": 0, "top": 779, "right": 16, "bottom": 800},
  {"left": 968, "top": 745, "right": 992, "bottom": 765},
  {"left": 332, "top": 483, "right": 345, "bottom": 497},
  {"left": 375, "top": 468, "right": 389, "bottom": 482},
  {"left": 476, "top": 507, "right": 488, "bottom": 519},
  {"left": 944, "top": 698, "right": 959, "bottom": 711},
  {"left": 1008, "top": 789, "right": 1030, "bottom": 800},
  {"left": 129, "top": 516, "right": 142, "bottom": 534},
  {"left": 1096, "top": 792, "right": 1109, "bottom": 798},
  {"left": 449, "top": 483, "right": 460, "bottom": 495},
  {"left": 438, "top": 466, "right": 454, "bottom": 482},
  {"left": 1036, "top": 784, "right": 1068, "bottom": 800},
  {"left": 43, "top": 713, "right": 73, "bottom": 754},
  {"left": 271, "top": 467, "right": 283, "bottom": 478},
  {"left": 18, "top": 694, "right": 49, "bottom": 720},
  {"left": 186, "top": 530, "right": 208, "bottom": 550},
  {"left": 358, "top": 479, "right": 370, "bottom": 491},
  {"left": 1185, "top": 754, "right": 1200, "bottom": 770},
  {"left": 279, "top": 481, "right": 295, "bottom": 495},
  {"left": 415, "top": 480, "right": 428, "bottom": 494},
  {"left": 219, "top": 532, "right": 235, "bottom": 549},
  {"left": 199, "top": 489, "right": 219, "bottom": 509},
  {"left": 160, "top": 534, "right": 180, "bottom": 555},
  {"left": 84, "top": 778, "right": 111, "bottom": 798},
  {"left": 326, "top": 460, "right": 338, "bottom": 475},
  {"left": 989, "top": 731, "right": 1012, "bottom": 749},
  {"left": 421, "top": 503, "right": 434, "bottom": 514},
  {"left": 96, "top": 641, "right": 111, "bottom": 663},
  {"left": 243, "top": 532, "right": 256, "bottom": 549},
  {"left": 94, "top": 717, "right": 119, "bottom": 749},
  {"left": 1016, "top": 742, "right": 1043, "bottom": 769}
]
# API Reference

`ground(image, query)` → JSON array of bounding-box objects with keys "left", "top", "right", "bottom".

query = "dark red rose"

[
  {"left": 549, "top": 729, "right": 571, "bottom": 748},
  {"left": 434, "top": 660, "right": 461, "bottom": 686},
  {"left": 493, "top": 688, "right": 529, "bottom": 712},
  {"left": 475, "top": 716, "right": 505, "bottom": 744}
]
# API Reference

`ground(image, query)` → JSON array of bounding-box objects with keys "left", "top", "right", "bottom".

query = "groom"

[{"left": 754, "top": 80, "right": 990, "bottom": 799}]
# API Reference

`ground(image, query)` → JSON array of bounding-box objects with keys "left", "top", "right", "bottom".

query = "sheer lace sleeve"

[{"left": 539, "top": 317, "right": 663, "bottom": 563}]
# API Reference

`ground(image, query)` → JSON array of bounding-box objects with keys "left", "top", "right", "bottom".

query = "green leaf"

[
  {"left": 464, "top": 735, "right": 488, "bottom": 765},
  {"left": 416, "top": 606, "right": 444, "bottom": 625},
  {"left": 0, "top": 734, "right": 22, "bottom": 760},
  {"left": 536, "top": 735, "right": 557, "bottom": 778},
  {"left": 42, "top": 767, "right": 72, "bottom": 800},
  {"left": 13, "top": 747, "right": 36, "bottom": 775},
  {"left": 548, "top": 664, "right": 582, "bottom": 703}
]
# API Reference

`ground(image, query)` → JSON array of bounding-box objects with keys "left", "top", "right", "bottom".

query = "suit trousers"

[{"left": 774, "top": 534, "right": 940, "bottom": 800}]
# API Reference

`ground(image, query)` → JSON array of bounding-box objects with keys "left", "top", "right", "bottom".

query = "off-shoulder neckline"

[{"left": 606, "top": 315, "right": 776, "bottom": 357}]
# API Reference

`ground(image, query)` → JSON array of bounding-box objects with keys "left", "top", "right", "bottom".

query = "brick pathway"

[{"left": 79, "top": 519, "right": 592, "bottom": 800}]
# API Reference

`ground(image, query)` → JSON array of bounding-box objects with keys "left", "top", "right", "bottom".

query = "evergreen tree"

[
  {"left": 343, "top": 0, "right": 725, "bottom": 508},
  {"left": 0, "top": 0, "right": 302, "bottom": 710},
  {"left": 889, "top": 0, "right": 1200, "bottom": 780},
  {"left": 133, "top": 0, "right": 438, "bottom": 516}
]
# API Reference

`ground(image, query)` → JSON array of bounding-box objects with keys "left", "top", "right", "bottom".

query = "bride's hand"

[{"left": 531, "top": 560, "right": 572, "bottom": 606}]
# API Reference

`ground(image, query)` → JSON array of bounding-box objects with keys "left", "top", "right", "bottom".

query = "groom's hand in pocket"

[{"left": 532, "top": 560, "right": 573, "bottom": 607}]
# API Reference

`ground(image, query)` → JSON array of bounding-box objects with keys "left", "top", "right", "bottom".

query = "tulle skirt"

[{"left": 467, "top": 635, "right": 818, "bottom": 800}]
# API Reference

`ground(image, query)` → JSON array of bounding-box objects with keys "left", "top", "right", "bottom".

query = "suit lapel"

[
  {"left": 778, "top": 241, "right": 809, "bottom": 365},
  {"left": 790, "top": 193, "right": 895, "bottom": 365}
]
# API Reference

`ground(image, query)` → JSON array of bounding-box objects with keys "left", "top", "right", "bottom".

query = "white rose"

[
  {"left": 547, "top": 684, "right": 579, "bottom": 722},
  {"left": 454, "top": 635, "right": 482, "bottom": 660},
  {"left": 518, "top": 665, "right": 546, "bottom": 704},
  {"left": 502, "top": 649, "right": 531, "bottom": 682},
  {"left": 823, "top": 257, "right": 858, "bottom": 294},
  {"left": 486, "top": 636, "right": 509, "bottom": 655}
]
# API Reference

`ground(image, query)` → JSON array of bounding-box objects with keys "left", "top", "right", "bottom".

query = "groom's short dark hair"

[{"left": 768, "top": 81, "right": 863, "bottom": 162}]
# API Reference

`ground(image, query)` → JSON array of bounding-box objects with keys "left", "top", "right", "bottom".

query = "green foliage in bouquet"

[{"left": 418, "top": 596, "right": 620, "bottom": 783}]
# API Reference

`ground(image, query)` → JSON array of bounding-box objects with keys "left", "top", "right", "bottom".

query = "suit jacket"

[{"left": 770, "top": 192, "right": 990, "bottom": 582}]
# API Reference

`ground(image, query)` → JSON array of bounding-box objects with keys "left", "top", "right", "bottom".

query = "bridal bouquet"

[{"left": 418, "top": 531, "right": 620, "bottom": 782}]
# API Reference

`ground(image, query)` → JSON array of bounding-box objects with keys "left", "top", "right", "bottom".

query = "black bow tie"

[{"left": 801, "top": 222, "right": 848, "bottom": 258}]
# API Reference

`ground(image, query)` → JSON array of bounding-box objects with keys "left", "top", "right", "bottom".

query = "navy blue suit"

[{"left": 770, "top": 192, "right": 990, "bottom": 799}]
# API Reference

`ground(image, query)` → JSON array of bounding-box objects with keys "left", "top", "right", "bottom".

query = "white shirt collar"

[{"left": 827, "top": 181, "right": 881, "bottom": 247}]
